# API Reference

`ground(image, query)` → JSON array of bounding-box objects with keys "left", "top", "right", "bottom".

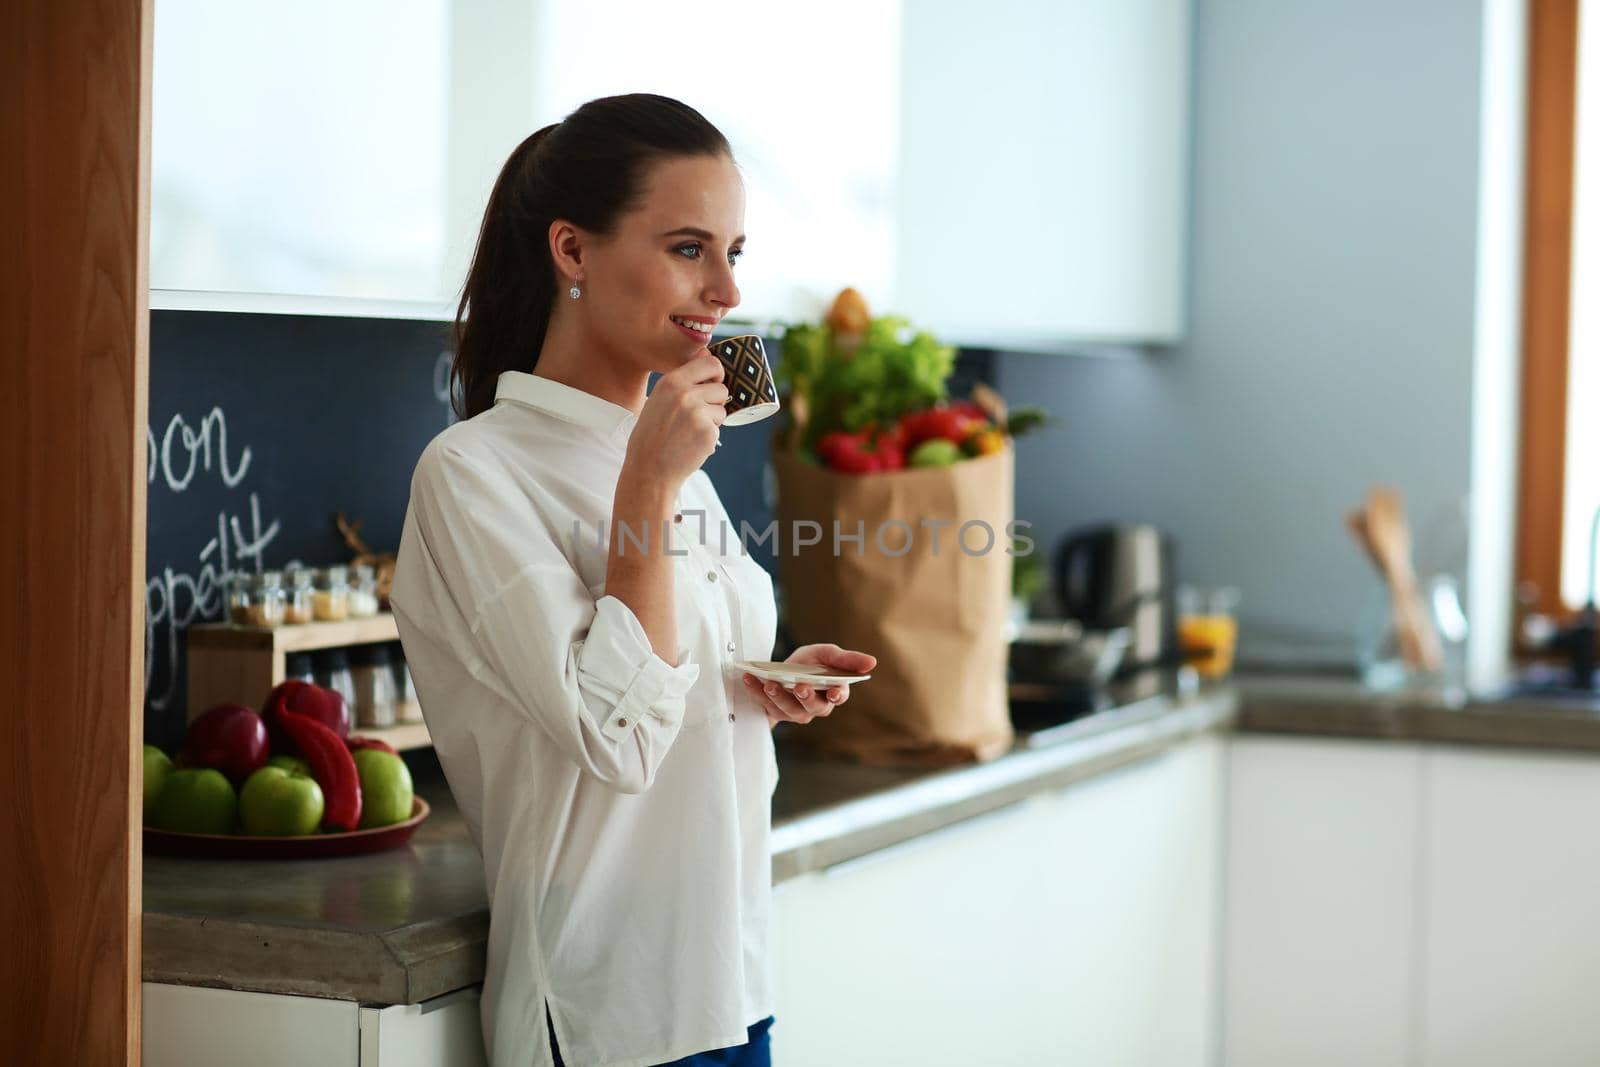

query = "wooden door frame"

[
  {"left": 1515, "top": 0, "right": 1582, "bottom": 621},
  {"left": 3, "top": 1, "right": 152, "bottom": 1062}
]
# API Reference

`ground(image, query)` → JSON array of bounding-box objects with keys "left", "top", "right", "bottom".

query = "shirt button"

[
  {"left": 616, "top": 717, "right": 628, "bottom": 728},
  {"left": 674, "top": 513, "right": 683, "bottom": 524},
  {"left": 729, "top": 713, "right": 736, "bottom": 723},
  {"left": 726, "top": 640, "right": 736, "bottom": 654},
  {"left": 706, "top": 571, "right": 717, "bottom": 583}
]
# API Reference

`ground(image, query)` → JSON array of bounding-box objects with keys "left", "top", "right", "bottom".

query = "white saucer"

[
  {"left": 734, "top": 659, "right": 872, "bottom": 690},
  {"left": 722, "top": 400, "right": 781, "bottom": 427}
]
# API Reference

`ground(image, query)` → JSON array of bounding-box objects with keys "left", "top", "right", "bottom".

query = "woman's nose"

[{"left": 706, "top": 262, "right": 740, "bottom": 309}]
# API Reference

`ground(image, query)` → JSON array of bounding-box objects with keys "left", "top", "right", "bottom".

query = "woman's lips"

[{"left": 671, "top": 318, "right": 713, "bottom": 341}]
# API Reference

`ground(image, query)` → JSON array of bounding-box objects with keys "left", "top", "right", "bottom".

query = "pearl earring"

[{"left": 569, "top": 283, "right": 581, "bottom": 300}]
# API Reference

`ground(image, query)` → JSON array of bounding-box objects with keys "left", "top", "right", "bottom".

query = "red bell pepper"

[
  {"left": 345, "top": 735, "right": 398, "bottom": 756},
  {"left": 898, "top": 406, "right": 985, "bottom": 449},
  {"left": 817, "top": 428, "right": 905, "bottom": 474},
  {"left": 278, "top": 709, "right": 363, "bottom": 832}
]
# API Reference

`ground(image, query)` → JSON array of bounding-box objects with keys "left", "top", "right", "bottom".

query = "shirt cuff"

[{"left": 578, "top": 595, "right": 701, "bottom": 742}]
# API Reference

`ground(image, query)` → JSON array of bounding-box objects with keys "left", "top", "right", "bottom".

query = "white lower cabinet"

[
  {"left": 1222, "top": 736, "right": 1425, "bottom": 1067},
  {"left": 1224, "top": 735, "right": 1600, "bottom": 1067},
  {"left": 770, "top": 736, "right": 1224, "bottom": 1067},
  {"left": 1420, "top": 746, "right": 1600, "bottom": 1067},
  {"left": 141, "top": 982, "right": 486, "bottom": 1067}
]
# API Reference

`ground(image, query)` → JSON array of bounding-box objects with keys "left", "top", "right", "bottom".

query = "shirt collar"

[{"left": 494, "top": 370, "right": 639, "bottom": 439}]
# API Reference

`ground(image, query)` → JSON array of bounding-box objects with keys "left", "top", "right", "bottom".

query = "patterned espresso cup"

[{"left": 711, "top": 334, "right": 781, "bottom": 426}]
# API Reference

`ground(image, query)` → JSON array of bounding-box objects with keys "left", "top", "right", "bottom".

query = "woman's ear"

[{"left": 548, "top": 219, "right": 585, "bottom": 286}]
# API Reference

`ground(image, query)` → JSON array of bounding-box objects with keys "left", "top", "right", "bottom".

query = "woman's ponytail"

[{"left": 450, "top": 123, "right": 559, "bottom": 421}]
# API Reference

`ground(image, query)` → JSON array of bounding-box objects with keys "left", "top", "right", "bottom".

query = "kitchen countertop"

[
  {"left": 142, "top": 685, "right": 1237, "bottom": 1005},
  {"left": 148, "top": 672, "right": 1600, "bottom": 1006},
  {"left": 142, "top": 775, "right": 490, "bottom": 1005},
  {"left": 1237, "top": 673, "right": 1600, "bottom": 752}
]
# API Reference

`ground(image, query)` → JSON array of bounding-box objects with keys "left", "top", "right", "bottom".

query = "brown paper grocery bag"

[{"left": 773, "top": 445, "right": 1016, "bottom": 766}]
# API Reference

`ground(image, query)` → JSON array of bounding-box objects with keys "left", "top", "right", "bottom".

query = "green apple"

[
  {"left": 151, "top": 768, "right": 237, "bottom": 835},
  {"left": 353, "top": 749, "right": 414, "bottom": 829},
  {"left": 266, "top": 754, "right": 311, "bottom": 777},
  {"left": 143, "top": 744, "right": 174, "bottom": 818},
  {"left": 239, "top": 765, "right": 324, "bottom": 836},
  {"left": 909, "top": 438, "right": 963, "bottom": 468}
]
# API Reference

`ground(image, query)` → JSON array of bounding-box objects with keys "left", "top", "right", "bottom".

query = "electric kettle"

[{"left": 1053, "top": 523, "right": 1176, "bottom": 675}]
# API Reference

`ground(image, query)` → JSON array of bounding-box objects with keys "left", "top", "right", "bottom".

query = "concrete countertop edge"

[
  {"left": 1235, "top": 678, "right": 1600, "bottom": 753},
  {"left": 142, "top": 912, "right": 411, "bottom": 1004},
  {"left": 770, "top": 690, "right": 1238, "bottom": 885}
]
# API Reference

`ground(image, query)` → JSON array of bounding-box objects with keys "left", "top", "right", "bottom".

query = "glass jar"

[
  {"left": 313, "top": 648, "right": 357, "bottom": 712},
  {"left": 226, "top": 572, "right": 254, "bottom": 625},
  {"left": 238, "top": 570, "right": 286, "bottom": 627},
  {"left": 391, "top": 641, "right": 423, "bottom": 723},
  {"left": 312, "top": 565, "right": 349, "bottom": 621},
  {"left": 350, "top": 644, "right": 397, "bottom": 728},
  {"left": 284, "top": 651, "right": 315, "bottom": 685},
  {"left": 1355, "top": 572, "right": 1469, "bottom": 704},
  {"left": 348, "top": 563, "right": 380, "bottom": 618},
  {"left": 282, "top": 565, "right": 315, "bottom": 624}
]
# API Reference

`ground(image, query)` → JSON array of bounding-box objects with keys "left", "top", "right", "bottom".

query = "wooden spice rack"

[{"left": 185, "top": 613, "right": 432, "bottom": 752}]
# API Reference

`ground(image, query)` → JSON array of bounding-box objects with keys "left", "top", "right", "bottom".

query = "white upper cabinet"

[
  {"left": 152, "top": 0, "right": 486, "bottom": 313},
  {"left": 893, "top": 0, "right": 1192, "bottom": 346},
  {"left": 150, "top": 0, "right": 901, "bottom": 324},
  {"left": 152, "top": 0, "right": 1189, "bottom": 343},
  {"left": 526, "top": 0, "right": 903, "bottom": 328}
]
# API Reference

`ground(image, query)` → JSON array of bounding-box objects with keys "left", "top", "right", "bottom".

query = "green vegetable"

[
  {"left": 1012, "top": 551, "right": 1047, "bottom": 602},
  {"left": 1004, "top": 407, "right": 1050, "bottom": 437},
  {"left": 777, "top": 316, "right": 955, "bottom": 452},
  {"left": 909, "top": 438, "right": 962, "bottom": 468}
]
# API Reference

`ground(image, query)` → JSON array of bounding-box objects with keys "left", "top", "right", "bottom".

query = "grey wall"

[{"left": 1000, "top": 0, "right": 1488, "bottom": 664}]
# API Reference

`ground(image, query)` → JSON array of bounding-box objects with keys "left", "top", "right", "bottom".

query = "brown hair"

[{"left": 449, "top": 94, "right": 733, "bottom": 420}]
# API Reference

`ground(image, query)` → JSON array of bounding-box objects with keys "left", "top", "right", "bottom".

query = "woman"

[{"left": 389, "top": 94, "right": 875, "bottom": 1067}]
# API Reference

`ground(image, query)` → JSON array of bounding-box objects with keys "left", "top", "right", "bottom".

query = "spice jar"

[
  {"left": 284, "top": 651, "right": 315, "bottom": 685},
  {"left": 227, "top": 572, "right": 254, "bottom": 625},
  {"left": 313, "top": 648, "right": 357, "bottom": 712},
  {"left": 238, "top": 570, "right": 286, "bottom": 627},
  {"left": 350, "top": 644, "right": 397, "bottom": 728},
  {"left": 312, "top": 565, "right": 349, "bottom": 621},
  {"left": 282, "top": 565, "right": 315, "bottom": 624},
  {"left": 348, "top": 563, "right": 380, "bottom": 618},
  {"left": 391, "top": 641, "right": 423, "bottom": 723}
]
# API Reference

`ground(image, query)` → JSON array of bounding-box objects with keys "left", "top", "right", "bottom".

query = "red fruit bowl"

[{"left": 143, "top": 797, "right": 430, "bottom": 860}]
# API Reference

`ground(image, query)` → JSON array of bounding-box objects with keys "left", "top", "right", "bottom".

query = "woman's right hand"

[{"left": 622, "top": 351, "right": 729, "bottom": 490}]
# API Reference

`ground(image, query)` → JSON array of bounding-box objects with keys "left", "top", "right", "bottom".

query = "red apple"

[
  {"left": 345, "top": 735, "right": 398, "bottom": 756},
  {"left": 179, "top": 703, "right": 269, "bottom": 786},
  {"left": 262, "top": 680, "right": 350, "bottom": 754}
]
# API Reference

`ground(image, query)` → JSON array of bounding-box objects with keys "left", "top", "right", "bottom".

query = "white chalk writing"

[
  {"left": 149, "top": 406, "right": 252, "bottom": 492},
  {"left": 143, "top": 404, "right": 278, "bottom": 713}
]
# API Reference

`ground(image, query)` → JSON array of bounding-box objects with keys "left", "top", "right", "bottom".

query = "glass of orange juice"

[{"left": 1178, "top": 586, "right": 1241, "bottom": 680}]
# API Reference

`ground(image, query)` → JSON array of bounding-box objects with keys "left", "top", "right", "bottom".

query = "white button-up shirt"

[{"left": 389, "top": 370, "right": 780, "bottom": 1067}]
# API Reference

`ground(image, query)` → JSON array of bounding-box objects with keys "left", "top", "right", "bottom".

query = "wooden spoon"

[{"left": 1360, "top": 487, "right": 1443, "bottom": 672}]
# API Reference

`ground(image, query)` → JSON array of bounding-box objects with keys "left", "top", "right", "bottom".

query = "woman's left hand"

[{"left": 741, "top": 644, "right": 877, "bottom": 728}]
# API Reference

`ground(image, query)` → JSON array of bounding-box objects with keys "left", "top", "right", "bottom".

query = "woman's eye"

[{"left": 674, "top": 242, "right": 743, "bottom": 266}]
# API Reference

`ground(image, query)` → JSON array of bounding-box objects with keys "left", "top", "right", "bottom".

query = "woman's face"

[{"left": 576, "top": 153, "right": 746, "bottom": 375}]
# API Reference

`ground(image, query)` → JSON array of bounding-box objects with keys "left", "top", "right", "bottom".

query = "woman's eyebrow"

[{"left": 661, "top": 226, "right": 746, "bottom": 243}]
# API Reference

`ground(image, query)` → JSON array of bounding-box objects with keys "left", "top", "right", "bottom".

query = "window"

[
  {"left": 1562, "top": 0, "right": 1600, "bottom": 605},
  {"left": 1516, "top": 0, "right": 1587, "bottom": 616}
]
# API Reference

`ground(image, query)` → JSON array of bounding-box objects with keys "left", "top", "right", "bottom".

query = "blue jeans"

[{"left": 548, "top": 1012, "right": 773, "bottom": 1067}]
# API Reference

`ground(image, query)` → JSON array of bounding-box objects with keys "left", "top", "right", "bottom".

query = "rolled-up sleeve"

[{"left": 412, "top": 441, "right": 699, "bottom": 794}]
